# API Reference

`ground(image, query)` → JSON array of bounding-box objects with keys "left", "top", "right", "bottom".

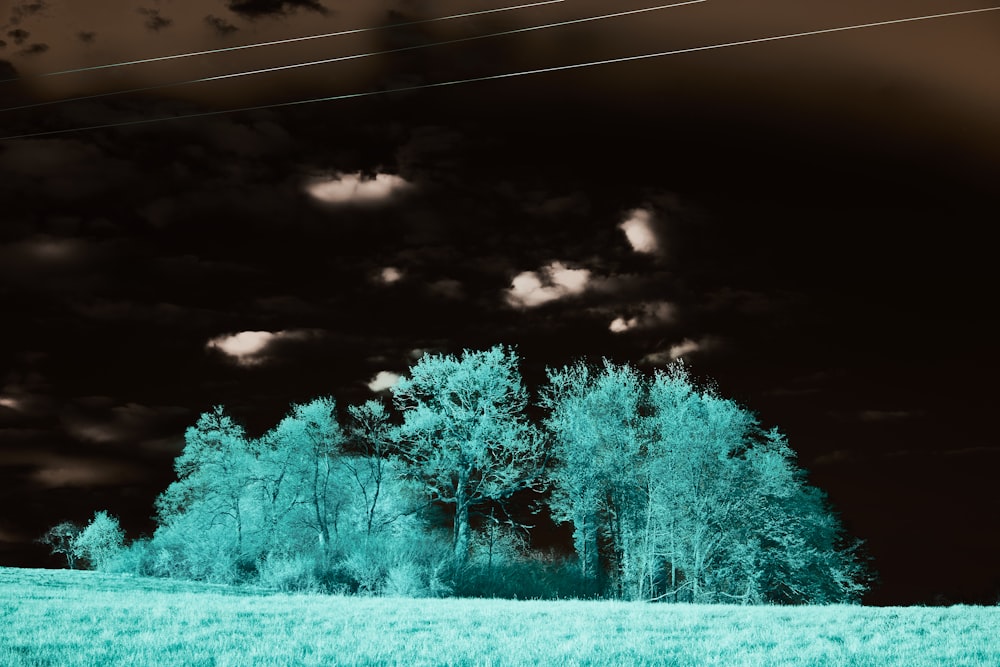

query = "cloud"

[
  {"left": 32, "top": 456, "right": 148, "bottom": 488},
  {"left": 378, "top": 266, "right": 403, "bottom": 284},
  {"left": 367, "top": 371, "right": 401, "bottom": 393},
  {"left": 137, "top": 8, "right": 172, "bottom": 31},
  {"left": 0, "top": 236, "right": 107, "bottom": 291},
  {"left": 18, "top": 42, "right": 47, "bottom": 55},
  {"left": 0, "top": 524, "right": 26, "bottom": 544},
  {"left": 0, "top": 138, "right": 133, "bottom": 199},
  {"left": 427, "top": 278, "right": 463, "bottom": 300},
  {"left": 811, "top": 449, "right": 858, "bottom": 467},
  {"left": 60, "top": 401, "right": 190, "bottom": 448},
  {"left": 525, "top": 191, "right": 590, "bottom": 218},
  {"left": 77, "top": 31, "right": 96, "bottom": 44},
  {"left": 506, "top": 261, "right": 591, "bottom": 308},
  {"left": 204, "top": 14, "right": 239, "bottom": 35},
  {"left": 306, "top": 172, "right": 412, "bottom": 205},
  {"left": 6, "top": 29, "right": 29, "bottom": 45},
  {"left": 206, "top": 329, "right": 319, "bottom": 366},
  {"left": 641, "top": 336, "right": 718, "bottom": 365},
  {"left": 608, "top": 301, "right": 675, "bottom": 333},
  {"left": 226, "top": 0, "right": 328, "bottom": 19},
  {"left": 859, "top": 410, "right": 918, "bottom": 422},
  {"left": 7, "top": 1, "right": 47, "bottom": 26},
  {"left": 619, "top": 208, "right": 659, "bottom": 254}
]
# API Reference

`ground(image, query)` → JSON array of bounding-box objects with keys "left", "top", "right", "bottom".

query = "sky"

[{"left": 1, "top": 0, "right": 998, "bottom": 606}]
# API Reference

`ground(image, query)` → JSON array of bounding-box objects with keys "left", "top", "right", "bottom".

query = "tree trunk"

[
  {"left": 454, "top": 499, "right": 470, "bottom": 562},
  {"left": 454, "top": 470, "right": 470, "bottom": 563}
]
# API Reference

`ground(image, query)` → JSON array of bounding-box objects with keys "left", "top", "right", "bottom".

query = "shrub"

[
  {"left": 73, "top": 511, "right": 125, "bottom": 571},
  {"left": 257, "top": 553, "right": 322, "bottom": 593}
]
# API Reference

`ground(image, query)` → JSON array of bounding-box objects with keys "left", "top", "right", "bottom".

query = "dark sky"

[{"left": 1, "top": 0, "right": 998, "bottom": 605}]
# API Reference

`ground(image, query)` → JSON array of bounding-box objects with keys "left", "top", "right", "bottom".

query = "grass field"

[{"left": 1, "top": 566, "right": 998, "bottom": 666}]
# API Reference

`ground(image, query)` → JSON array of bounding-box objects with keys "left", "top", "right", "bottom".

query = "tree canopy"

[{"left": 55, "top": 347, "right": 871, "bottom": 603}]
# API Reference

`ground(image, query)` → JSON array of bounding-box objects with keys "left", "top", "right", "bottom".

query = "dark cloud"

[
  {"left": 137, "top": 8, "right": 172, "bottom": 32},
  {"left": 226, "top": 0, "right": 328, "bottom": 19},
  {"left": 6, "top": 29, "right": 29, "bottom": 45},
  {"left": 858, "top": 410, "right": 920, "bottom": 423},
  {"left": 59, "top": 401, "right": 190, "bottom": 453},
  {"left": 7, "top": 1, "right": 47, "bottom": 26},
  {"left": 77, "top": 31, "right": 96, "bottom": 44},
  {"left": 18, "top": 42, "right": 47, "bottom": 55},
  {"left": 204, "top": 14, "right": 239, "bottom": 36},
  {"left": 0, "top": 40, "right": 6, "bottom": 49},
  {"left": 0, "top": 371, "right": 54, "bottom": 421},
  {"left": 0, "top": 59, "right": 15, "bottom": 78},
  {"left": 0, "top": 138, "right": 134, "bottom": 200}
]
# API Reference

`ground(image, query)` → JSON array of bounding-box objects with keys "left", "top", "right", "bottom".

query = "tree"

[
  {"left": 265, "top": 397, "right": 347, "bottom": 560},
  {"left": 73, "top": 511, "right": 124, "bottom": 571},
  {"left": 346, "top": 399, "right": 395, "bottom": 540},
  {"left": 540, "top": 359, "right": 647, "bottom": 595},
  {"left": 642, "top": 363, "right": 762, "bottom": 602},
  {"left": 39, "top": 521, "right": 82, "bottom": 569},
  {"left": 392, "top": 345, "right": 546, "bottom": 563},
  {"left": 543, "top": 358, "right": 871, "bottom": 603},
  {"left": 154, "top": 405, "right": 256, "bottom": 578}
]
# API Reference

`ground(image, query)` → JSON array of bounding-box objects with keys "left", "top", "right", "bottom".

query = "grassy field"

[{"left": 1, "top": 566, "right": 998, "bottom": 666}]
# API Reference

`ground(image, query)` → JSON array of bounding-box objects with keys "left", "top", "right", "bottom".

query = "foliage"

[
  {"left": 38, "top": 521, "right": 81, "bottom": 569},
  {"left": 542, "top": 358, "right": 870, "bottom": 603},
  {"left": 72, "top": 511, "right": 125, "bottom": 571},
  {"left": 391, "top": 345, "right": 546, "bottom": 563},
  {"left": 84, "top": 347, "right": 868, "bottom": 604}
]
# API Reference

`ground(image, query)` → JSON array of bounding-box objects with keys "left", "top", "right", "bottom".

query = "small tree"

[
  {"left": 73, "top": 511, "right": 124, "bottom": 571},
  {"left": 39, "top": 521, "right": 82, "bottom": 569}
]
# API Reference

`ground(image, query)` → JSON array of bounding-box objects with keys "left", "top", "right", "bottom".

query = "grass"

[{"left": 1, "top": 566, "right": 998, "bottom": 666}]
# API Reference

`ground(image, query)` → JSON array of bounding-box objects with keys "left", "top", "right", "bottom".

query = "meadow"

[{"left": 1, "top": 566, "right": 997, "bottom": 666}]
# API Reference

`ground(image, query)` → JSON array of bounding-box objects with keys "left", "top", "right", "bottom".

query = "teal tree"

[
  {"left": 540, "top": 359, "right": 647, "bottom": 596},
  {"left": 73, "top": 511, "right": 125, "bottom": 571},
  {"left": 543, "top": 359, "right": 870, "bottom": 603},
  {"left": 39, "top": 521, "right": 82, "bottom": 569},
  {"left": 391, "top": 345, "right": 546, "bottom": 563}
]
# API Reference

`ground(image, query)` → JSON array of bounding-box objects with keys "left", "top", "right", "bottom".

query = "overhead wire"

[
  {"left": 0, "top": 1, "right": 708, "bottom": 113},
  {"left": 1, "top": 5, "right": 997, "bottom": 142},
  {"left": 0, "top": 0, "right": 566, "bottom": 83}
]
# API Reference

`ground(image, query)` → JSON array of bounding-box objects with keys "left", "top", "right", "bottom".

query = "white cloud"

[
  {"left": 0, "top": 396, "right": 21, "bottom": 410},
  {"left": 368, "top": 371, "right": 401, "bottom": 392},
  {"left": 608, "top": 301, "right": 675, "bottom": 333},
  {"left": 507, "top": 261, "right": 591, "bottom": 308},
  {"left": 641, "top": 336, "right": 717, "bottom": 365},
  {"left": 619, "top": 208, "right": 659, "bottom": 254},
  {"left": 206, "top": 329, "right": 315, "bottom": 366},
  {"left": 668, "top": 338, "right": 702, "bottom": 359},
  {"left": 609, "top": 317, "right": 637, "bottom": 333},
  {"left": 306, "top": 172, "right": 411, "bottom": 204},
  {"left": 380, "top": 266, "right": 403, "bottom": 284}
]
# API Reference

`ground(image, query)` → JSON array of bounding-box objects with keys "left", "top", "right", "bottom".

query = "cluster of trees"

[
  {"left": 42, "top": 346, "right": 871, "bottom": 603},
  {"left": 40, "top": 511, "right": 124, "bottom": 572}
]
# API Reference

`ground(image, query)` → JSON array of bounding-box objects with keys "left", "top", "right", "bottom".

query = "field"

[{"left": 1, "top": 567, "right": 998, "bottom": 666}]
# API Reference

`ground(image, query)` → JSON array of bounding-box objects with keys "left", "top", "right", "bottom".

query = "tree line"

[{"left": 42, "top": 346, "right": 871, "bottom": 603}]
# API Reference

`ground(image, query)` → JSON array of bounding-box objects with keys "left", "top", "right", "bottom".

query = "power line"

[
  {"left": 0, "top": 0, "right": 565, "bottom": 83},
  {"left": 0, "top": 1, "right": 707, "bottom": 113},
  {"left": 2, "top": 6, "right": 997, "bottom": 142}
]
